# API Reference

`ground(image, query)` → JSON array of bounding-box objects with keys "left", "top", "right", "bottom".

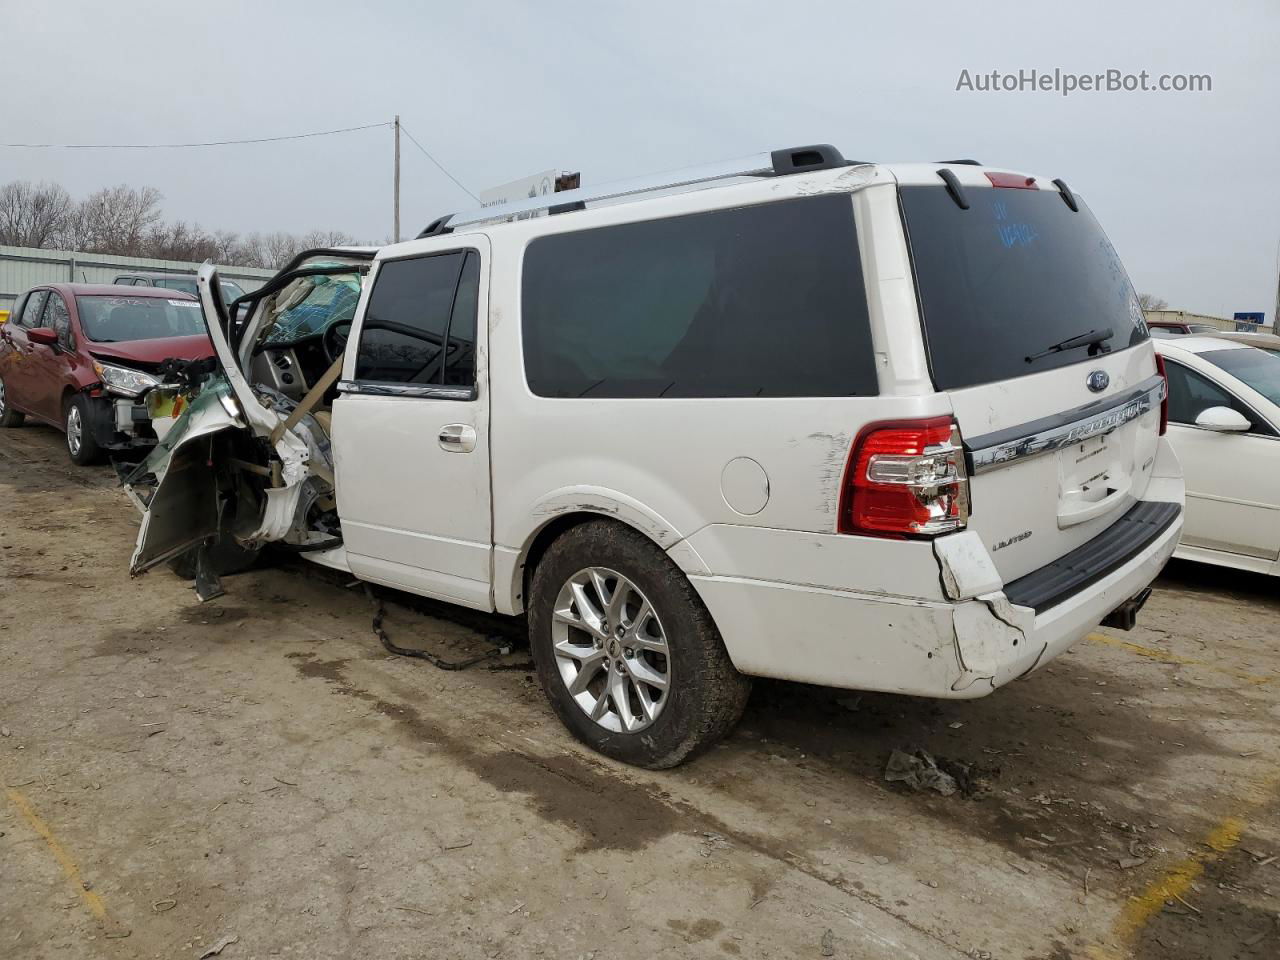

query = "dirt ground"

[{"left": 2, "top": 422, "right": 1277, "bottom": 960}]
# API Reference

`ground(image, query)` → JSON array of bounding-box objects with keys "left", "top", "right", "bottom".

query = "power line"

[
  {"left": 0, "top": 121, "right": 392, "bottom": 149},
  {"left": 398, "top": 123, "right": 479, "bottom": 203}
]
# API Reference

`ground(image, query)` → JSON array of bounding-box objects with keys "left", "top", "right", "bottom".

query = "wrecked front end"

[{"left": 124, "top": 252, "right": 374, "bottom": 598}]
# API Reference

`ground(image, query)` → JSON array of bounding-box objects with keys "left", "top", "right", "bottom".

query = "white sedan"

[{"left": 1155, "top": 337, "right": 1280, "bottom": 575}]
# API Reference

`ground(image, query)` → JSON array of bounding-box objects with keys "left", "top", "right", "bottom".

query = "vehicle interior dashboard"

[{"left": 249, "top": 319, "right": 351, "bottom": 402}]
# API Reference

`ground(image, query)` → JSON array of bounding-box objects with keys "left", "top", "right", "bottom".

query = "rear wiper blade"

[{"left": 1025, "top": 327, "right": 1113, "bottom": 363}]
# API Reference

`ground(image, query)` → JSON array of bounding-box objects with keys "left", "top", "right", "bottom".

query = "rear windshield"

[
  {"left": 1200, "top": 347, "right": 1280, "bottom": 406},
  {"left": 521, "top": 194, "right": 877, "bottom": 398},
  {"left": 901, "top": 185, "right": 1147, "bottom": 390},
  {"left": 76, "top": 296, "right": 207, "bottom": 342}
]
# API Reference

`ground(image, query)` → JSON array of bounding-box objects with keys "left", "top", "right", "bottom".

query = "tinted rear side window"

[
  {"left": 901, "top": 186, "right": 1148, "bottom": 391},
  {"left": 521, "top": 194, "right": 876, "bottom": 398}
]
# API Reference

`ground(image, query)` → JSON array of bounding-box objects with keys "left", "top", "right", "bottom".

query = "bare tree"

[
  {"left": 142, "top": 220, "right": 220, "bottom": 262},
  {"left": 1137, "top": 293, "right": 1168, "bottom": 311},
  {"left": 300, "top": 228, "right": 358, "bottom": 250},
  {"left": 77, "top": 184, "right": 164, "bottom": 255},
  {"left": 0, "top": 181, "right": 74, "bottom": 248},
  {"left": 231, "top": 233, "right": 269, "bottom": 268},
  {"left": 263, "top": 231, "right": 304, "bottom": 268},
  {"left": 213, "top": 230, "right": 241, "bottom": 263},
  {"left": 0, "top": 178, "right": 358, "bottom": 270}
]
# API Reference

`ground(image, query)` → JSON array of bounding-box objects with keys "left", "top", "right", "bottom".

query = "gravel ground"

[{"left": 2, "top": 422, "right": 1277, "bottom": 960}]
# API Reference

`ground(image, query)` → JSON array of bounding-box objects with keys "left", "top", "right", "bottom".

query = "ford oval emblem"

[{"left": 1086, "top": 370, "right": 1110, "bottom": 393}]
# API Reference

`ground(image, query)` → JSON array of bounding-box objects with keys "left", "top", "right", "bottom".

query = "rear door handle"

[{"left": 438, "top": 423, "right": 477, "bottom": 453}]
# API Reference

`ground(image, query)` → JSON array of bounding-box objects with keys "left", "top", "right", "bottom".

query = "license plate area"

[
  {"left": 1055, "top": 428, "right": 1133, "bottom": 527},
  {"left": 1061, "top": 435, "right": 1114, "bottom": 497}
]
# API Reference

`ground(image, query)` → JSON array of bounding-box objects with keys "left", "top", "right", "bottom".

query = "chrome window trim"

[
  {"left": 336, "top": 380, "right": 475, "bottom": 401},
  {"left": 966, "top": 374, "right": 1165, "bottom": 475},
  {"left": 1171, "top": 423, "right": 1280, "bottom": 441}
]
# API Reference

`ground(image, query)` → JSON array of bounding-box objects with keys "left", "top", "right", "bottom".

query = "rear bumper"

[{"left": 688, "top": 497, "right": 1183, "bottom": 699}]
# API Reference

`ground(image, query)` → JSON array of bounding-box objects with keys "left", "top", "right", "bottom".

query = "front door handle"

[{"left": 438, "top": 423, "right": 477, "bottom": 453}]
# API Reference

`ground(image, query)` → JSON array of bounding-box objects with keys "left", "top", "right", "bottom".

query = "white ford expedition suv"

[{"left": 125, "top": 144, "right": 1184, "bottom": 768}]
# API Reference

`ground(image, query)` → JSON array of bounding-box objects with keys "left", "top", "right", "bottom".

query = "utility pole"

[
  {"left": 393, "top": 115, "right": 401, "bottom": 243},
  {"left": 1273, "top": 239, "right": 1280, "bottom": 334}
]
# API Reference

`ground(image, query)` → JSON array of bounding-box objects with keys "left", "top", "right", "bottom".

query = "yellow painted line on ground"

[
  {"left": 5, "top": 787, "right": 110, "bottom": 923},
  {"left": 1087, "top": 632, "right": 1274, "bottom": 685},
  {"left": 1088, "top": 768, "right": 1280, "bottom": 959}
]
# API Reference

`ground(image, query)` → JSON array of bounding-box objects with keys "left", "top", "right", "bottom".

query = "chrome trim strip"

[
  {"left": 337, "top": 380, "right": 475, "bottom": 401},
  {"left": 966, "top": 375, "right": 1165, "bottom": 475}
]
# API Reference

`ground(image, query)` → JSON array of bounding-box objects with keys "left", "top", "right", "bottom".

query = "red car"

[{"left": 0, "top": 284, "right": 214, "bottom": 464}]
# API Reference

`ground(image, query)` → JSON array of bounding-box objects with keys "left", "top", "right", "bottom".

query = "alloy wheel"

[
  {"left": 551, "top": 567, "right": 672, "bottom": 733},
  {"left": 66, "top": 405, "right": 82, "bottom": 456}
]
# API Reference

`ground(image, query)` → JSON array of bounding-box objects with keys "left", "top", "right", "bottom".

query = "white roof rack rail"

[{"left": 421, "top": 144, "right": 851, "bottom": 236}]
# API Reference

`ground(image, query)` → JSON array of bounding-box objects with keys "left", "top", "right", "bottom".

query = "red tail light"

[
  {"left": 1153, "top": 352, "right": 1169, "bottom": 436},
  {"left": 838, "top": 417, "right": 970, "bottom": 537}
]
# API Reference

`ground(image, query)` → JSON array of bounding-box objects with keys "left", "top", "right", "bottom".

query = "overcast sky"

[{"left": 2, "top": 0, "right": 1276, "bottom": 319}]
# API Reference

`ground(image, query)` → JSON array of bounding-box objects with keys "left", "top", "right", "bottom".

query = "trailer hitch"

[{"left": 1100, "top": 587, "right": 1152, "bottom": 631}]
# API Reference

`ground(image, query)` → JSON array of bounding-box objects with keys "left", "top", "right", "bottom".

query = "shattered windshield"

[
  {"left": 76, "top": 296, "right": 207, "bottom": 342},
  {"left": 259, "top": 270, "right": 363, "bottom": 345}
]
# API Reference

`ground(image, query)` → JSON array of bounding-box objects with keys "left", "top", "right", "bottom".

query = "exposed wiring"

[
  {"left": 0, "top": 121, "right": 392, "bottom": 149},
  {"left": 366, "top": 584, "right": 510, "bottom": 670},
  {"left": 398, "top": 123, "right": 480, "bottom": 202}
]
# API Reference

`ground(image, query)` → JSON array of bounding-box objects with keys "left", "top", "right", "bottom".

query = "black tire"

[
  {"left": 528, "top": 519, "right": 751, "bottom": 769},
  {"left": 65, "top": 395, "right": 103, "bottom": 466},
  {"left": 0, "top": 374, "right": 24, "bottom": 427}
]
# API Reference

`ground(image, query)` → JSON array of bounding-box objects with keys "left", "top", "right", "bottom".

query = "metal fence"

[{"left": 0, "top": 244, "right": 276, "bottom": 309}]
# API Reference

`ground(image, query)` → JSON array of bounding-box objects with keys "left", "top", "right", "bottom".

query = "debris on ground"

[
  {"left": 198, "top": 934, "right": 239, "bottom": 958},
  {"left": 699, "top": 831, "right": 732, "bottom": 857},
  {"left": 820, "top": 927, "right": 835, "bottom": 956},
  {"left": 884, "top": 749, "right": 957, "bottom": 796},
  {"left": 935, "top": 756, "right": 1001, "bottom": 798}
]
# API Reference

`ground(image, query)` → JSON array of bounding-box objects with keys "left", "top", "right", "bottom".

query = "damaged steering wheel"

[{"left": 322, "top": 320, "right": 352, "bottom": 364}]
